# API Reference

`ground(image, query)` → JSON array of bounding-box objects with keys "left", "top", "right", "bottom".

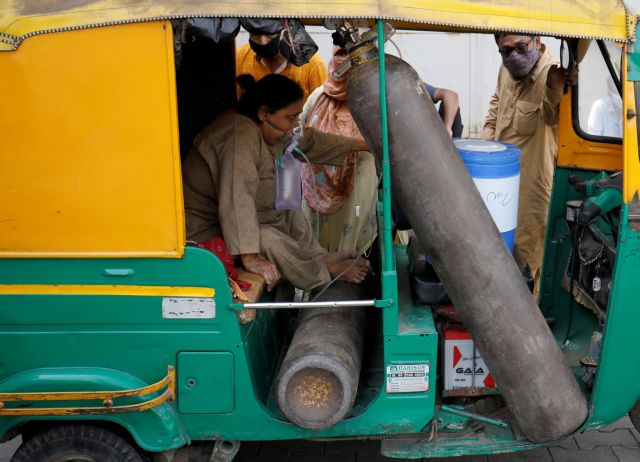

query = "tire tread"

[{"left": 11, "top": 425, "right": 143, "bottom": 462}]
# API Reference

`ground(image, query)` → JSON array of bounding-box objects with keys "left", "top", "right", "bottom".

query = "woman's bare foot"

[
  {"left": 317, "top": 251, "right": 357, "bottom": 265},
  {"left": 326, "top": 257, "right": 369, "bottom": 284}
]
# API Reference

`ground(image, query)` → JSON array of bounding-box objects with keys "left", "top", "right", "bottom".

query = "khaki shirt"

[
  {"left": 183, "top": 113, "right": 355, "bottom": 254},
  {"left": 482, "top": 46, "right": 562, "bottom": 281}
]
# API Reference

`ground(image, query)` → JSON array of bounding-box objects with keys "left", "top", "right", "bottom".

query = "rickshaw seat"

[{"left": 236, "top": 269, "right": 266, "bottom": 303}]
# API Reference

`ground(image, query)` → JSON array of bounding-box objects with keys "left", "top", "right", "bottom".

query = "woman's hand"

[{"left": 240, "top": 253, "right": 281, "bottom": 291}]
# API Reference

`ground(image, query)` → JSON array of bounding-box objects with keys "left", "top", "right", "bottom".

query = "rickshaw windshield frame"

[{"left": 571, "top": 38, "right": 624, "bottom": 146}]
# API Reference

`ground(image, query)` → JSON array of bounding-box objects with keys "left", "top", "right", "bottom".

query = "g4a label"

[{"left": 456, "top": 367, "right": 486, "bottom": 375}]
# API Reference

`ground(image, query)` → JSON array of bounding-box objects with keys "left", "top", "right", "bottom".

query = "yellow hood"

[{"left": 0, "top": 0, "right": 635, "bottom": 50}]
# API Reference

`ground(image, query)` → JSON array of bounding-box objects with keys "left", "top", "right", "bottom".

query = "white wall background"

[
  {"left": 239, "top": 2, "right": 635, "bottom": 138},
  {"left": 281, "top": 27, "right": 510, "bottom": 128},
  {"left": 238, "top": 29, "right": 560, "bottom": 137},
  {"left": 627, "top": 0, "right": 640, "bottom": 12}
]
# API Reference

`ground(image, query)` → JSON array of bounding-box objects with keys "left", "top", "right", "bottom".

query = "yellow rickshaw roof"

[{"left": 0, "top": 0, "right": 636, "bottom": 50}]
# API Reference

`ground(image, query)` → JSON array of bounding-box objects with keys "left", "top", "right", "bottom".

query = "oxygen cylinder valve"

[
  {"left": 324, "top": 19, "right": 360, "bottom": 47},
  {"left": 330, "top": 22, "right": 396, "bottom": 80}
]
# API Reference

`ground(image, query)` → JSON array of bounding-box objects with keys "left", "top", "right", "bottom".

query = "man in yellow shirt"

[
  {"left": 236, "top": 33, "right": 327, "bottom": 103},
  {"left": 482, "top": 34, "right": 577, "bottom": 298}
]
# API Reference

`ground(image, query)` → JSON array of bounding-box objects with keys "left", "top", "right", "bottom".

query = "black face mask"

[{"left": 249, "top": 36, "right": 281, "bottom": 59}]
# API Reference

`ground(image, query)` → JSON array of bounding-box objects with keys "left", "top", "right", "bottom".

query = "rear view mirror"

[{"left": 560, "top": 39, "right": 575, "bottom": 71}]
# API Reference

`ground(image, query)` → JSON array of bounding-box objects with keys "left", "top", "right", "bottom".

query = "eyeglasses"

[{"left": 498, "top": 40, "right": 533, "bottom": 57}]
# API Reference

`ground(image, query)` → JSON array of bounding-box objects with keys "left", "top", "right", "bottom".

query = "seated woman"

[
  {"left": 182, "top": 74, "right": 369, "bottom": 291},
  {"left": 299, "top": 47, "right": 378, "bottom": 254}
]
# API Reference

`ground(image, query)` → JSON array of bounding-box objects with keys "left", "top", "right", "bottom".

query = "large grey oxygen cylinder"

[
  {"left": 276, "top": 282, "right": 366, "bottom": 429},
  {"left": 346, "top": 44, "right": 587, "bottom": 443}
]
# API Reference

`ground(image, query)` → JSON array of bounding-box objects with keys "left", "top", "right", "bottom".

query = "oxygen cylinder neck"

[
  {"left": 332, "top": 43, "right": 378, "bottom": 79},
  {"left": 348, "top": 42, "right": 379, "bottom": 71},
  {"left": 330, "top": 21, "right": 395, "bottom": 78}
]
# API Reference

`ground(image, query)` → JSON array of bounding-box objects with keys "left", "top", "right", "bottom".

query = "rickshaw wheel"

[
  {"left": 11, "top": 425, "right": 144, "bottom": 462},
  {"left": 630, "top": 400, "right": 640, "bottom": 433}
]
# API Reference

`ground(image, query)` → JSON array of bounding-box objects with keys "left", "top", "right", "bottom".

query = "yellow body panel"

[
  {"left": 0, "top": 0, "right": 632, "bottom": 51},
  {"left": 0, "top": 366, "right": 175, "bottom": 417},
  {"left": 0, "top": 21, "right": 184, "bottom": 258},
  {"left": 0, "top": 390, "right": 173, "bottom": 416},
  {"left": 0, "top": 366, "right": 174, "bottom": 402},
  {"left": 557, "top": 90, "right": 623, "bottom": 172},
  {"left": 0, "top": 285, "right": 214, "bottom": 297},
  {"left": 622, "top": 52, "right": 640, "bottom": 202}
]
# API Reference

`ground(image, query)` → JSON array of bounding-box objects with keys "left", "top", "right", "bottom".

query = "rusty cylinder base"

[{"left": 276, "top": 282, "right": 366, "bottom": 430}]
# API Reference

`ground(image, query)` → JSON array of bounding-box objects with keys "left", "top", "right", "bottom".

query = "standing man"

[
  {"left": 482, "top": 35, "right": 577, "bottom": 297},
  {"left": 236, "top": 33, "right": 327, "bottom": 103}
]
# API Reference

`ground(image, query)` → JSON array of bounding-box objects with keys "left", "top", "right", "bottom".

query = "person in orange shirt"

[{"left": 236, "top": 33, "right": 327, "bottom": 103}]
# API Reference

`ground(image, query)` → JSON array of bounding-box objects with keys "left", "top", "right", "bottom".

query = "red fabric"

[{"left": 191, "top": 236, "right": 252, "bottom": 291}]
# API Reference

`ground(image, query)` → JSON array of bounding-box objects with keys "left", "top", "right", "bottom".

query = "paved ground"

[{"left": 1, "top": 416, "right": 639, "bottom": 461}]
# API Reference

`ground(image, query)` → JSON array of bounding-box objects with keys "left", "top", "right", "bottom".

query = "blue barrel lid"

[{"left": 454, "top": 139, "right": 521, "bottom": 166}]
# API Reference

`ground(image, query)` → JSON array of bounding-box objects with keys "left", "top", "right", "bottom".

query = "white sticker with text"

[
  {"left": 162, "top": 298, "right": 215, "bottom": 319},
  {"left": 386, "top": 363, "right": 429, "bottom": 393}
]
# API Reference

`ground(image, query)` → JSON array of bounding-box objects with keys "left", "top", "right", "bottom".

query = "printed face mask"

[
  {"left": 502, "top": 46, "right": 539, "bottom": 79},
  {"left": 249, "top": 35, "right": 281, "bottom": 59}
]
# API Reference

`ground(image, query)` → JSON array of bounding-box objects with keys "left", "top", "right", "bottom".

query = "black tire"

[{"left": 11, "top": 425, "right": 144, "bottom": 462}]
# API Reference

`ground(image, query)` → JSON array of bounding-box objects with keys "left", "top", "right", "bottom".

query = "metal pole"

[
  {"left": 440, "top": 405, "right": 508, "bottom": 429},
  {"left": 377, "top": 19, "right": 393, "bottom": 273},
  {"left": 237, "top": 300, "right": 377, "bottom": 310}
]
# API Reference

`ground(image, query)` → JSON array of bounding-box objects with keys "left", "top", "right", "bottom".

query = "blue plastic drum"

[{"left": 454, "top": 139, "right": 521, "bottom": 252}]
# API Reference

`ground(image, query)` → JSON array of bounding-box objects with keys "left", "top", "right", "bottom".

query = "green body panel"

[
  {"left": 540, "top": 168, "right": 602, "bottom": 352},
  {"left": 541, "top": 168, "right": 640, "bottom": 430},
  {"left": 179, "top": 243, "right": 437, "bottom": 441},
  {"left": 0, "top": 367, "right": 187, "bottom": 452},
  {"left": 378, "top": 19, "right": 395, "bottom": 277},
  {"left": 588, "top": 204, "right": 640, "bottom": 428},
  {"left": 0, "top": 243, "right": 439, "bottom": 446},
  {"left": 177, "top": 352, "right": 234, "bottom": 414},
  {"left": 382, "top": 431, "right": 543, "bottom": 459},
  {"left": 0, "top": 246, "right": 231, "bottom": 451},
  {"left": 628, "top": 44, "right": 640, "bottom": 81}
]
